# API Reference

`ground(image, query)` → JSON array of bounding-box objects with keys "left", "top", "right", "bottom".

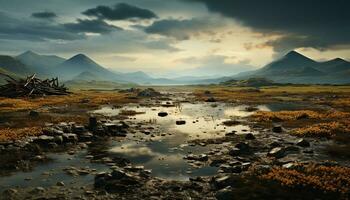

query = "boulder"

[{"left": 137, "top": 88, "right": 161, "bottom": 97}]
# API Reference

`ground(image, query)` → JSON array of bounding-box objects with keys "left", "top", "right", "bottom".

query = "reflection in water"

[{"left": 92, "top": 102, "right": 273, "bottom": 180}]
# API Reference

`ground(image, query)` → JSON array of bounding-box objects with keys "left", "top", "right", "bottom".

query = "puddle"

[
  {"left": 0, "top": 101, "right": 310, "bottom": 191},
  {"left": 0, "top": 151, "right": 108, "bottom": 191}
]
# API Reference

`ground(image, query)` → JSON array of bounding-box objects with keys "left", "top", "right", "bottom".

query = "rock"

[
  {"left": 184, "top": 154, "right": 208, "bottom": 161},
  {"left": 225, "top": 131, "right": 236, "bottom": 136},
  {"left": 228, "top": 148, "right": 241, "bottom": 156},
  {"left": 72, "top": 125, "right": 86, "bottom": 134},
  {"left": 158, "top": 112, "right": 168, "bottom": 117},
  {"left": 216, "top": 186, "right": 235, "bottom": 200},
  {"left": 245, "top": 133, "right": 255, "bottom": 140},
  {"left": 89, "top": 116, "right": 98, "bottom": 130},
  {"left": 137, "top": 88, "right": 161, "bottom": 97},
  {"left": 56, "top": 181, "right": 65, "bottom": 186},
  {"left": 62, "top": 133, "right": 78, "bottom": 143},
  {"left": 34, "top": 135, "right": 55, "bottom": 147},
  {"left": 272, "top": 125, "right": 283, "bottom": 133},
  {"left": 296, "top": 139, "right": 310, "bottom": 147},
  {"left": 176, "top": 120, "right": 186, "bottom": 125},
  {"left": 3, "top": 188, "right": 18, "bottom": 195},
  {"left": 213, "top": 175, "right": 236, "bottom": 189},
  {"left": 235, "top": 142, "right": 250, "bottom": 153},
  {"left": 124, "top": 165, "right": 145, "bottom": 172},
  {"left": 29, "top": 110, "right": 39, "bottom": 117},
  {"left": 269, "top": 141, "right": 281, "bottom": 148},
  {"left": 268, "top": 147, "right": 285, "bottom": 158},
  {"left": 296, "top": 113, "right": 309, "bottom": 120},
  {"left": 79, "top": 132, "right": 94, "bottom": 142},
  {"left": 53, "top": 135, "right": 63, "bottom": 144},
  {"left": 32, "top": 187, "right": 45, "bottom": 194},
  {"left": 220, "top": 164, "right": 242, "bottom": 173},
  {"left": 245, "top": 106, "right": 258, "bottom": 112},
  {"left": 42, "top": 127, "right": 64, "bottom": 136},
  {"left": 205, "top": 97, "right": 216, "bottom": 102},
  {"left": 111, "top": 169, "right": 127, "bottom": 179},
  {"left": 282, "top": 162, "right": 297, "bottom": 169}
]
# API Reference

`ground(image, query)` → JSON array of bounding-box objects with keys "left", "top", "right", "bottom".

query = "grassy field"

[{"left": 1, "top": 85, "right": 350, "bottom": 142}]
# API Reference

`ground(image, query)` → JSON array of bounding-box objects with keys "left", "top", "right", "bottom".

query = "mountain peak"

[
  {"left": 19, "top": 50, "right": 39, "bottom": 57},
  {"left": 331, "top": 57, "right": 347, "bottom": 63},
  {"left": 284, "top": 50, "right": 306, "bottom": 58},
  {"left": 70, "top": 53, "right": 89, "bottom": 60}
]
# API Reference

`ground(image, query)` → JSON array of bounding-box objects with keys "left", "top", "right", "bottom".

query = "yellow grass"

[
  {"left": 0, "top": 127, "right": 42, "bottom": 142},
  {"left": 260, "top": 164, "right": 350, "bottom": 194},
  {"left": 251, "top": 110, "right": 350, "bottom": 122},
  {"left": 0, "top": 91, "right": 134, "bottom": 112},
  {"left": 295, "top": 121, "right": 350, "bottom": 137}
]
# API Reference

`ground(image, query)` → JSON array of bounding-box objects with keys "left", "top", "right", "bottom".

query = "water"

[{"left": 0, "top": 101, "right": 306, "bottom": 190}]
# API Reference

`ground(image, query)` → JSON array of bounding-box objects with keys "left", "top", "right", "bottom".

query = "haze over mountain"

[
  {"left": 16, "top": 51, "right": 66, "bottom": 76},
  {"left": 0, "top": 50, "right": 349, "bottom": 85}
]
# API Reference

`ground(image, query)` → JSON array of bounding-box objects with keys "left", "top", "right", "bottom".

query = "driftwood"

[{"left": 0, "top": 73, "right": 70, "bottom": 98}]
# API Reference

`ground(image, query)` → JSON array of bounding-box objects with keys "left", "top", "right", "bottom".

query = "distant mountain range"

[
  {"left": 0, "top": 50, "right": 349, "bottom": 85},
  {"left": 231, "top": 51, "right": 350, "bottom": 84}
]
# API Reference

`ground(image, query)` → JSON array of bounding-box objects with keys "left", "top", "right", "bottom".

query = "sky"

[{"left": 0, "top": 0, "right": 349, "bottom": 77}]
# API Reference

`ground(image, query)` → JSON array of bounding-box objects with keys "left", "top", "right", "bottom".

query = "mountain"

[
  {"left": 255, "top": 50, "right": 318, "bottom": 76},
  {"left": 16, "top": 51, "right": 66, "bottom": 75},
  {"left": 73, "top": 71, "right": 103, "bottom": 81},
  {"left": 53, "top": 54, "right": 126, "bottom": 81},
  {"left": 123, "top": 71, "right": 152, "bottom": 80},
  {"left": 0, "top": 55, "right": 33, "bottom": 76},
  {"left": 315, "top": 58, "right": 350, "bottom": 73},
  {"left": 232, "top": 51, "right": 350, "bottom": 84}
]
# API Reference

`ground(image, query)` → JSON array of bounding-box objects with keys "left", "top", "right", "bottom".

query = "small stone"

[
  {"left": 268, "top": 147, "right": 285, "bottom": 158},
  {"left": 216, "top": 186, "right": 235, "bottom": 200},
  {"left": 272, "top": 125, "right": 283, "bottom": 133},
  {"left": 158, "top": 112, "right": 168, "bottom": 117},
  {"left": 176, "top": 120, "right": 186, "bottom": 125},
  {"left": 56, "top": 181, "right": 65, "bottom": 186},
  {"left": 29, "top": 110, "right": 39, "bottom": 117},
  {"left": 296, "top": 139, "right": 310, "bottom": 147},
  {"left": 245, "top": 133, "right": 255, "bottom": 140}
]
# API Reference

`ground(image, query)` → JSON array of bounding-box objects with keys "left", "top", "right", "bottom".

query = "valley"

[{"left": 0, "top": 85, "right": 350, "bottom": 199}]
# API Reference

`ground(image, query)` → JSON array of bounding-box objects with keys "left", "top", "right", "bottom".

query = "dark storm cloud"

[
  {"left": 64, "top": 19, "right": 122, "bottom": 34},
  {"left": 31, "top": 11, "right": 57, "bottom": 20},
  {"left": 82, "top": 3, "right": 158, "bottom": 20},
  {"left": 144, "top": 18, "right": 223, "bottom": 40},
  {"left": 189, "top": 0, "right": 350, "bottom": 52},
  {"left": 0, "top": 12, "right": 83, "bottom": 41}
]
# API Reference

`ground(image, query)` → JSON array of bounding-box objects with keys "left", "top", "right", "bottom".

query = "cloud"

[
  {"left": 31, "top": 11, "right": 57, "bottom": 20},
  {"left": 0, "top": 12, "right": 83, "bottom": 41},
  {"left": 175, "top": 55, "right": 256, "bottom": 76},
  {"left": 64, "top": 19, "right": 122, "bottom": 34},
  {"left": 189, "top": 0, "right": 350, "bottom": 52},
  {"left": 144, "top": 18, "right": 225, "bottom": 40},
  {"left": 82, "top": 3, "right": 158, "bottom": 20}
]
